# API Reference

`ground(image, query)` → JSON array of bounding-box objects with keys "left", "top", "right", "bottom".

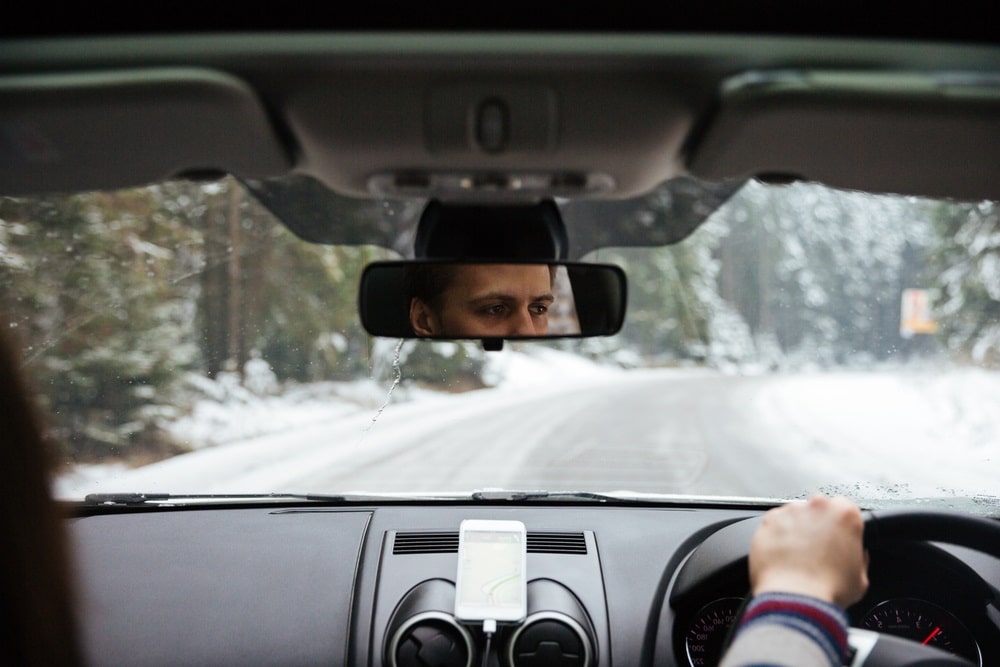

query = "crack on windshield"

[{"left": 362, "top": 338, "right": 405, "bottom": 439}]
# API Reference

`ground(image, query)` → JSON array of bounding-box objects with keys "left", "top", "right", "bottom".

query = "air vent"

[
  {"left": 392, "top": 531, "right": 460, "bottom": 554},
  {"left": 528, "top": 531, "right": 587, "bottom": 555},
  {"left": 388, "top": 611, "right": 474, "bottom": 667},
  {"left": 509, "top": 612, "right": 593, "bottom": 667},
  {"left": 392, "top": 531, "right": 587, "bottom": 555}
]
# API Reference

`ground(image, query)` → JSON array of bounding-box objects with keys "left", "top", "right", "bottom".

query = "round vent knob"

[
  {"left": 388, "top": 611, "right": 474, "bottom": 667},
  {"left": 507, "top": 612, "right": 593, "bottom": 667}
]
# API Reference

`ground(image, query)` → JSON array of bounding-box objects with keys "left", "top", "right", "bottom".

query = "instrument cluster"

[{"left": 672, "top": 540, "right": 998, "bottom": 667}]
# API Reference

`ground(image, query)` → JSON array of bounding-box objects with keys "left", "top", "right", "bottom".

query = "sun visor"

[
  {"left": 0, "top": 68, "right": 291, "bottom": 195},
  {"left": 688, "top": 70, "right": 1000, "bottom": 203}
]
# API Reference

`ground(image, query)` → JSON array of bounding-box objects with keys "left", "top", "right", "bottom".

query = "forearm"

[{"left": 720, "top": 592, "right": 851, "bottom": 667}]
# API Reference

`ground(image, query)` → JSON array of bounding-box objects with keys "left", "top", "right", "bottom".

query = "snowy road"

[
  {"left": 288, "top": 370, "right": 830, "bottom": 497},
  {"left": 57, "top": 362, "right": 1000, "bottom": 503}
]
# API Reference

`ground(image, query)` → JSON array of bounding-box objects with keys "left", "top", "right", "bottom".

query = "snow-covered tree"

[
  {"left": 0, "top": 190, "right": 198, "bottom": 460},
  {"left": 929, "top": 200, "right": 1000, "bottom": 367}
]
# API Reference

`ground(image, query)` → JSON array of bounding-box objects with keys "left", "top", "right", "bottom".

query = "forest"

[{"left": 1, "top": 176, "right": 997, "bottom": 463}]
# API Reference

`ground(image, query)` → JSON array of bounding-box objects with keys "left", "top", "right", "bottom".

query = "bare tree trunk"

[
  {"left": 226, "top": 185, "right": 244, "bottom": 378},
  {"left": 200, "top": 201, "right": 229, "bottom": 379}
]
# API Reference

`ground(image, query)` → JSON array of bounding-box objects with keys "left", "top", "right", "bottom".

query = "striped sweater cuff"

[{"left": 733, "top": 592, "right": 851, "bottom": 666}]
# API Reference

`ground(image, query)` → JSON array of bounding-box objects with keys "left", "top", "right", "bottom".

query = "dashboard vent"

[
  {"left": 392, "top": 531, "right": 460, "bottom": 554},
  {"left": 528, "top": 531, "right": 587, "bottom": 555},
  {"left": 392, "top": 531, "right": 587, "bottom": 555}
]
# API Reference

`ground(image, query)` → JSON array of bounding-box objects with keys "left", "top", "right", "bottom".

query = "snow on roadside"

[
  {"left": 752, "top": 366, "right": 1000, "bottom": 498},
  {"left": 53, "top": 348, "right": 621, "bottom": 498}
]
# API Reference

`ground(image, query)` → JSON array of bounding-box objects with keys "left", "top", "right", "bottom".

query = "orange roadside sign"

[{"left": 900, "top": 288, "right": 938, "bottom": 337}]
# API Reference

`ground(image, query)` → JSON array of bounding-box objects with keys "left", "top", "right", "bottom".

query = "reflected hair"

[{"left": 403, "top": 263, "right": 461, "bottom": 311}]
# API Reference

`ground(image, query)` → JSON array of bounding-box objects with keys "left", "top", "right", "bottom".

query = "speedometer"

[
  {"left": 861, "top": 598, "right": 982, "bottom": 666},
  {"left": 684, "top": 597, "right": 743, "bottom": 667}
]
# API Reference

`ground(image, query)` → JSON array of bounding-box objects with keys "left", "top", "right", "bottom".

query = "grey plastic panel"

[
  {"left": 0, "top": 68, "right": 291, "bottom": 195},
  {"left": 70, "top": 508, "right": 371, "bottom": 666}
]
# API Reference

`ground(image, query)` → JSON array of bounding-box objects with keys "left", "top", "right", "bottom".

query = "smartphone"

[{"left": 454, "top": 519, "right": 527, "bottom": 623}]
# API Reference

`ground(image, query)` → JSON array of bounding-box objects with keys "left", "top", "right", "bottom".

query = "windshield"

[{"left": 2, "top": 177, "right": 998, "bottom": 513}]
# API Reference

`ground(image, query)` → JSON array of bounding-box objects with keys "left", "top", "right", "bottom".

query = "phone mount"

[{"left": 383, "top": 578, "right": 596, "bottom": 667}]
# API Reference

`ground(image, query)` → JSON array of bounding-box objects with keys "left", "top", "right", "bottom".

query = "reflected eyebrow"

[{"left": 467, "top": 292, "right": 554, "bottom": 304}]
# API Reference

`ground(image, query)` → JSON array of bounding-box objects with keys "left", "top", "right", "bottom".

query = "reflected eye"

[
  {"left": 480, "top": 304, "right": 508, "bottom": 317},
  {"left": 529, "top": 303, "right": 549, "bottom": 316}
]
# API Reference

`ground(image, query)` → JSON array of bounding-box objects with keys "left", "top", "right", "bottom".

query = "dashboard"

[
  {"left": 668, "top": 515, "right": 1000, "bottom": 667},
  {"left": 67, "top": 502, "right": 1000, "bottom": 666}
]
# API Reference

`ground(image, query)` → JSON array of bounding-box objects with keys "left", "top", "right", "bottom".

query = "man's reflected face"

[{"left": 409, "top": 264, "right": 554, "bottom": 337}]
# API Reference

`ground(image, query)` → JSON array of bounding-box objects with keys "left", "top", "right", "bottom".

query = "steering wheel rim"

[
  {"left": 864, "top": 508, "right": 1000, "bottom": 558},
  {"left": 669, "top": 507, "right": 1000, "bottom": 666},
  {"left": 848, "top": 508, "right": 1000, "bottom": 667}
]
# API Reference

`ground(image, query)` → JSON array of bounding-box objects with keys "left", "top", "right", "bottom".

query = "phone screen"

[{"left": 454, "top": 519, "right": 527, "bottom": 623}]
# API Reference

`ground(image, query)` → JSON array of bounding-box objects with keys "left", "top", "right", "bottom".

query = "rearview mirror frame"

[{"left": 358, "top": 260, "right": 627, "bottom": 347}]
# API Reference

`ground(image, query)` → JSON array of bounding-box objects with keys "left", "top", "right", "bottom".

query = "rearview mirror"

[{"left": 359, "top": 260, "right": 627, "bottom": 342}]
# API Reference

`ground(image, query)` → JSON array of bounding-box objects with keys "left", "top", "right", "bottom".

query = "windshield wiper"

[
  {"left": 80, "top": 490, "right": 653, "bottom": 508},
  {"left": 469, "top": 489, "right": 636, "bottom": 503},
  {"left": 81, "top": 492, "right": 350, "bottom": 506}
]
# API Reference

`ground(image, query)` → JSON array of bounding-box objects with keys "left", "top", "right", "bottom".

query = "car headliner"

[{"left": 1, "top": 26, "right": 998, "bottom": 209}]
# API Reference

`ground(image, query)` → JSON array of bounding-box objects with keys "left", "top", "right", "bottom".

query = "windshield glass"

[{"left": 2, "top": 177, "right": 998, "bottom": 512}]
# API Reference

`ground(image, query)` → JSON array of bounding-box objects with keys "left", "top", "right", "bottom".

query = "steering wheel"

[
  {"left": 670, "top": 507, "right": 1000, "bottom": 667},
  {"left": 850, "top": 508, "right": 1000, "bottom": 666}
]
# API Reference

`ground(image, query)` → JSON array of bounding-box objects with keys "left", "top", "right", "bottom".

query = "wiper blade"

[
  {"left": 81, "top": 492, "right": 348, "bottom": 506},
  {"left": 84, "top": 493, "right": 171, "bottom": 506},
  {"left": 469, "top": 489, "right": 634, "bottom": 503}
]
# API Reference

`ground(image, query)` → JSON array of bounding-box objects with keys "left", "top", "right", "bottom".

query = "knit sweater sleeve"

[{"left": 719, "top": 592, "right": 851, "bottom": 667}]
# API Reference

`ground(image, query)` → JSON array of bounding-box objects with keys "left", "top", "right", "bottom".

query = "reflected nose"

[{"left": 507, "top": 308, "right": 539, "bottom": 336}]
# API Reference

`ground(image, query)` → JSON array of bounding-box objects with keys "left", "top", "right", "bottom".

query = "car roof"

[{"left": 2, "top": 9, "right": 998, "bottom": 205}]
